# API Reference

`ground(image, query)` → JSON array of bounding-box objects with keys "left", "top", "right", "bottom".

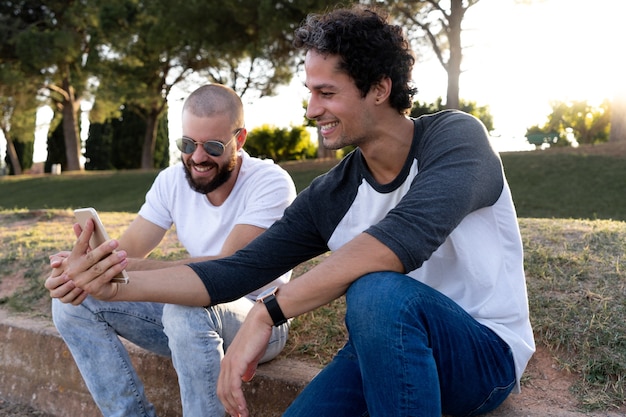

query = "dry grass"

[{"left": 2, "top": 141, "right": 626, "bottom": 410}]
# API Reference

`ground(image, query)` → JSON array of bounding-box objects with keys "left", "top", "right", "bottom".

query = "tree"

[
  {"left": 610, "top": 92, "right": 626, "bottom": 143},
  {"left": 410, "top": 97, "right": 494, "bottom": 131},
  {"left": 381, "top": 0, "right": 481, "bottom": 109},
  {"left": 0, "top": 2, "right": 48, "bottom": 174},
  {"left": 245, "top": 124, "right": 316, "bottom": 162},
  {"left": 95, "top": 0, "right": 340, "bottom": 169},
  {"left": 0, "top": 64, "right": 39, "bottom": 175},
  {"left": 527, "top": 100, "right": 611, "bottom": 147},
  {"left": 84, "top": 117, "right": 114, "bottom": 171},
  {"left": 6, "top": 0, "right": 102, "bottom": 171},
  {"left": 86, "top": 103, "right": 169, "bottom": 170},
  {"left": 45, "top": 116, "right": 67, "bottom": 173}
]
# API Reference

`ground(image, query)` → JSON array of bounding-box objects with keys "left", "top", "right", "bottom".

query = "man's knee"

[
  {"left": 345, "top": 272, "right": 413, "bottom": 327},
  {"left": 162, "top": 305, "right": 214, "bottom": 341},
  {"left": 52, "top": 298, "right": 94, "bottom": 334}
]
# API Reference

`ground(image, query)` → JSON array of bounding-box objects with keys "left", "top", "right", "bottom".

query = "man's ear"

[
  {"left": 236, "top": 127, "right": 247, "bottom": 149},
  {"left": 372, "top": 77, "right": 392, "bottom": 105}
]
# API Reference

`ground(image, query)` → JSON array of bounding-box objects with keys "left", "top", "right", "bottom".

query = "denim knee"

[
  {"left": 52, "top": 298, "right": 94, "bottom": 334},
  {"left": 345, "top": 272, "right": 423, "bottom": 335},
  {"left": 162, "top": 305, "right": 215, "bottom": 345},
  {"left": 51, "top": 298, "right": 70, "bottom": 332}
]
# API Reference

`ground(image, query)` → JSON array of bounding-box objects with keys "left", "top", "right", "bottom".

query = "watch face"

[{"left": 257, "top": 286, "right": 278, "bottom": 301}]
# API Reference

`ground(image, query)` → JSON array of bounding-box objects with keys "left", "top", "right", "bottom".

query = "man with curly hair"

[{"left": 58, "top": 5, "right": 535, "bottom": 416}]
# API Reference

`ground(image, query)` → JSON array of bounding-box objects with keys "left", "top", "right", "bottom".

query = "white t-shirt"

[{"left": 138, "top": 150, "right": 297, "bottom": 299}]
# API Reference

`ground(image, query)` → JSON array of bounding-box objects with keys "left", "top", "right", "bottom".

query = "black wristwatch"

[{"left": 256, "top": 286, "right": 288, "bottom": 327}]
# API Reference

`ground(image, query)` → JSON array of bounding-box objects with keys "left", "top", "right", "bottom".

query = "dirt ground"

[
  {"left": 483, "top": 345, "right": 626, "bottom": 417},
  {"left": 0, "top": 398, "right": 55, "bottom": 417}
]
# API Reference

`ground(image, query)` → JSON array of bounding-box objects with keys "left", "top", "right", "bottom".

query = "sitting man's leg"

[
  {"left": 163, "top": 298, "right": 289, "bottom": 416},
  {"left": 285, "top": 272, "right": 516, "bottom": 417},
  {"left": 52, "top": 298, "right": 169, "bottom": 417}
]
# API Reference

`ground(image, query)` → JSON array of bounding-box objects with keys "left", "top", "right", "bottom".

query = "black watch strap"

[
  {"left": 262, "top": 294, "right": 288, "bottom": 327},
  {"left": 257, "top": 286, "right": 288, "bottom": 327}
]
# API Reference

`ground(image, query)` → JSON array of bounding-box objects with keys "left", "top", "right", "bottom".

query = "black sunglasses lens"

[
  {"left": 202, "top": 141, "right": 225, "bottom": 157},
  {"left": 176, "top": 138, "right": 196, "bottom": 154},
  {"left": 177, "top": 138, "right": 226, "bottom": 156}
]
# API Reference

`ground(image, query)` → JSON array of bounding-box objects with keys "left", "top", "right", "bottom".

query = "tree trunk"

[
  {"left": 610, "top": 92, "right": 626, "bottom": 143},
  {"left": 141, "top": 110, "right": 160, "bottom": 170},
  {"left": 5, "top": 136, "right": 22, "bottom": 175},
  {"left": 445, "top": 0, "right": 465, "bottom": 110},
  {"left": 60, "top": 73, "right": 82, "bottom": 171}
]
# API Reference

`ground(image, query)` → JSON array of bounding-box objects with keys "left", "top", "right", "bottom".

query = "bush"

[{"left": 245, "top": 125, "right": 316, "bottom": 162}]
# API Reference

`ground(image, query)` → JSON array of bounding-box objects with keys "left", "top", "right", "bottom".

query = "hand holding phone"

[{"left": 73, "top": 207, "right": 130, "bottom": 284}]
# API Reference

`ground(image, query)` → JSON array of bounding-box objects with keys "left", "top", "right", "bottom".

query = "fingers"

[
  {"left": 49, "top": 251, "right": 70, "bottom": 269},
  {"left": 218, "top": 305, "right": 277, "bottom": 416},
  {"left": 45, "top": 221, "right": 125, "bottom": 304},
  {"left": 70, "top": 250, "right": 128, "bottom": 294},
  {"left": 241, "top": 363, "right": 258, "bottom": 383},
  {"left": 218, "top": 369, "right": 249, "bottom": 417},
  {"left": 67, "top": 228, "right": 123, "bottom": 283},
  {"left": 73, "top": 222, "right": 83, "bottom": 239},
  {"left": 44, "top": 273, "right": 87, "bottom": 305},
  {"left": 63, "top": 232, "right": 128, "bottom": 300},
  {"left": 73, "top": 219, "right": 94, "bottom": 255}
]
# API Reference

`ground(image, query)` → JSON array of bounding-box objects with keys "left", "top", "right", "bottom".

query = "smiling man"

[{"left": 45, "top": 84, "right": 296, "bottom": 417}]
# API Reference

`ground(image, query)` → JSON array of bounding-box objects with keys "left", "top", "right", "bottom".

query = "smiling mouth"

[
  {"left": 319, "top": 121, "right": 339, "bottom": 135},
  {"left": 189, "top": 161, "right": 217, "bottom": 175},
  {"left": 193, "top": 165, "right": 214, "bottom": 173}
]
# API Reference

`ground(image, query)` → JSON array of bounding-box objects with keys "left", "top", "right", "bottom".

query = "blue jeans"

[
  {"left": 285, "top": 272, "right": 516, "bottom": 417},
  {"left": 52, "top": 297, "right": 289, "bottom": 417}
]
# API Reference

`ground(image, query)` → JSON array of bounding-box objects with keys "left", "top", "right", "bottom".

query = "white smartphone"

[{"left": 73, "top": 207, "right": 130, "bottom": 284}]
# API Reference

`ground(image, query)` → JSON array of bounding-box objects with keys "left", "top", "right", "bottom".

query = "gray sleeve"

[
  {"left": 188, "top": 185, "right": 330, "bottom": 305},
  {"left": 188, "top": 154, "right": 362, "bottom": 304},
  {"left": 366, "top": 111, "right": 504, "bottom": 272}
]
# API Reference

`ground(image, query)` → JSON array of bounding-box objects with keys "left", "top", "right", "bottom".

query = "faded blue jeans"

[
  {"left": 284, "top": 272, "right": 516, "bottom": 417},
  {"left": 52, "top": 297, "right": 289, "bottom": 417}
]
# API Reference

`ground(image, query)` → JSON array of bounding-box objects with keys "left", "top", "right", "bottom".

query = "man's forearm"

[
  {"left": 115, "top": 265, "right": 211, "bottom": 306},
  {"left": 127, "top": 256, "right": 217, "bottom": 272}
]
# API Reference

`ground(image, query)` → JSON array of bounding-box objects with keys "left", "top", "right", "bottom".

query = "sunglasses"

[{"left": 176, "top": 128, "right": 242, "bottom": 157}]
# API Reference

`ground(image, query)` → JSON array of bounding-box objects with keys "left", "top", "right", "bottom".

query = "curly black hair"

[{"left": 294, "top": 4, "right": 418, "bottom": 114}]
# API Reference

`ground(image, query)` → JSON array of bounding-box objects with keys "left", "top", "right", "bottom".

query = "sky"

[{"left": 2, "top": 0, "right": 625, "bottom": 164}]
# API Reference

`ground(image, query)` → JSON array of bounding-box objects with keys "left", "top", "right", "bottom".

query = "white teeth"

[
  {"left": 320, "top": 122, "right": 338, "bottom": 133},
  {"left": 194, "top": 165, "right": 212, "bottom": 172}
]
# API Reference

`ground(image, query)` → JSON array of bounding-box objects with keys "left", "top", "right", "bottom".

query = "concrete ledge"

[
  {"left": 0, "top": 309, "right": 320, "bottom": 417},
  {"left": 4, "top": 309, "right": 624, "bottom": 417}
]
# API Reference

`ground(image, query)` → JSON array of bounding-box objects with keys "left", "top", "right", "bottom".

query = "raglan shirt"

[
  {"left": 138, "top": 150, "right": 297, "bottom": 300},
  {"left": 189, "top": 110, "right": 536, "bottom": 389}
]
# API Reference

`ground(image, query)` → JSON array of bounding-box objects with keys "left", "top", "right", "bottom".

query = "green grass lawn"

[
  {"left": 1, "top": 152, "right": 624, "bottom": 220},
  {"left": 1, "top": 150, "right": 626, "bottom": 410}
]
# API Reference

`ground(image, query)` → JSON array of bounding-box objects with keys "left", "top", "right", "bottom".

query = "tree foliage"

[
  {"left": 2, "top": 0, "right": 103, "bottom": 171},
  {"left": 245, "top": 125, "right": 316, "bottom": 162},
  {"left": 0, "top": 64, "right": 39, "bottom": 175},
  {"left": 93, "top": 0, "right": 339, "bottom": 169},
  {"left": 411, "top": 97, "right": 494, "bottom": 131},
  {"left": 45, "top": 117, "right": 67, "bottom": 173},
  {"left": 0, "top": 2, "right": 48, "bottom": 174},
  {"left": 85, "top": 104, "right": 169, "bottom": 170},
  {"left": 527, "top": 100, "right": 612, "bottom": 147},
  {"left": 1, "top": 0, "right": 339, "bottom": 171}
]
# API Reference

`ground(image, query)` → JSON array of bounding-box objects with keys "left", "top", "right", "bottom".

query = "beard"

[{"left": 182, "top": 153, "right": 237, "bottom": 195}]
